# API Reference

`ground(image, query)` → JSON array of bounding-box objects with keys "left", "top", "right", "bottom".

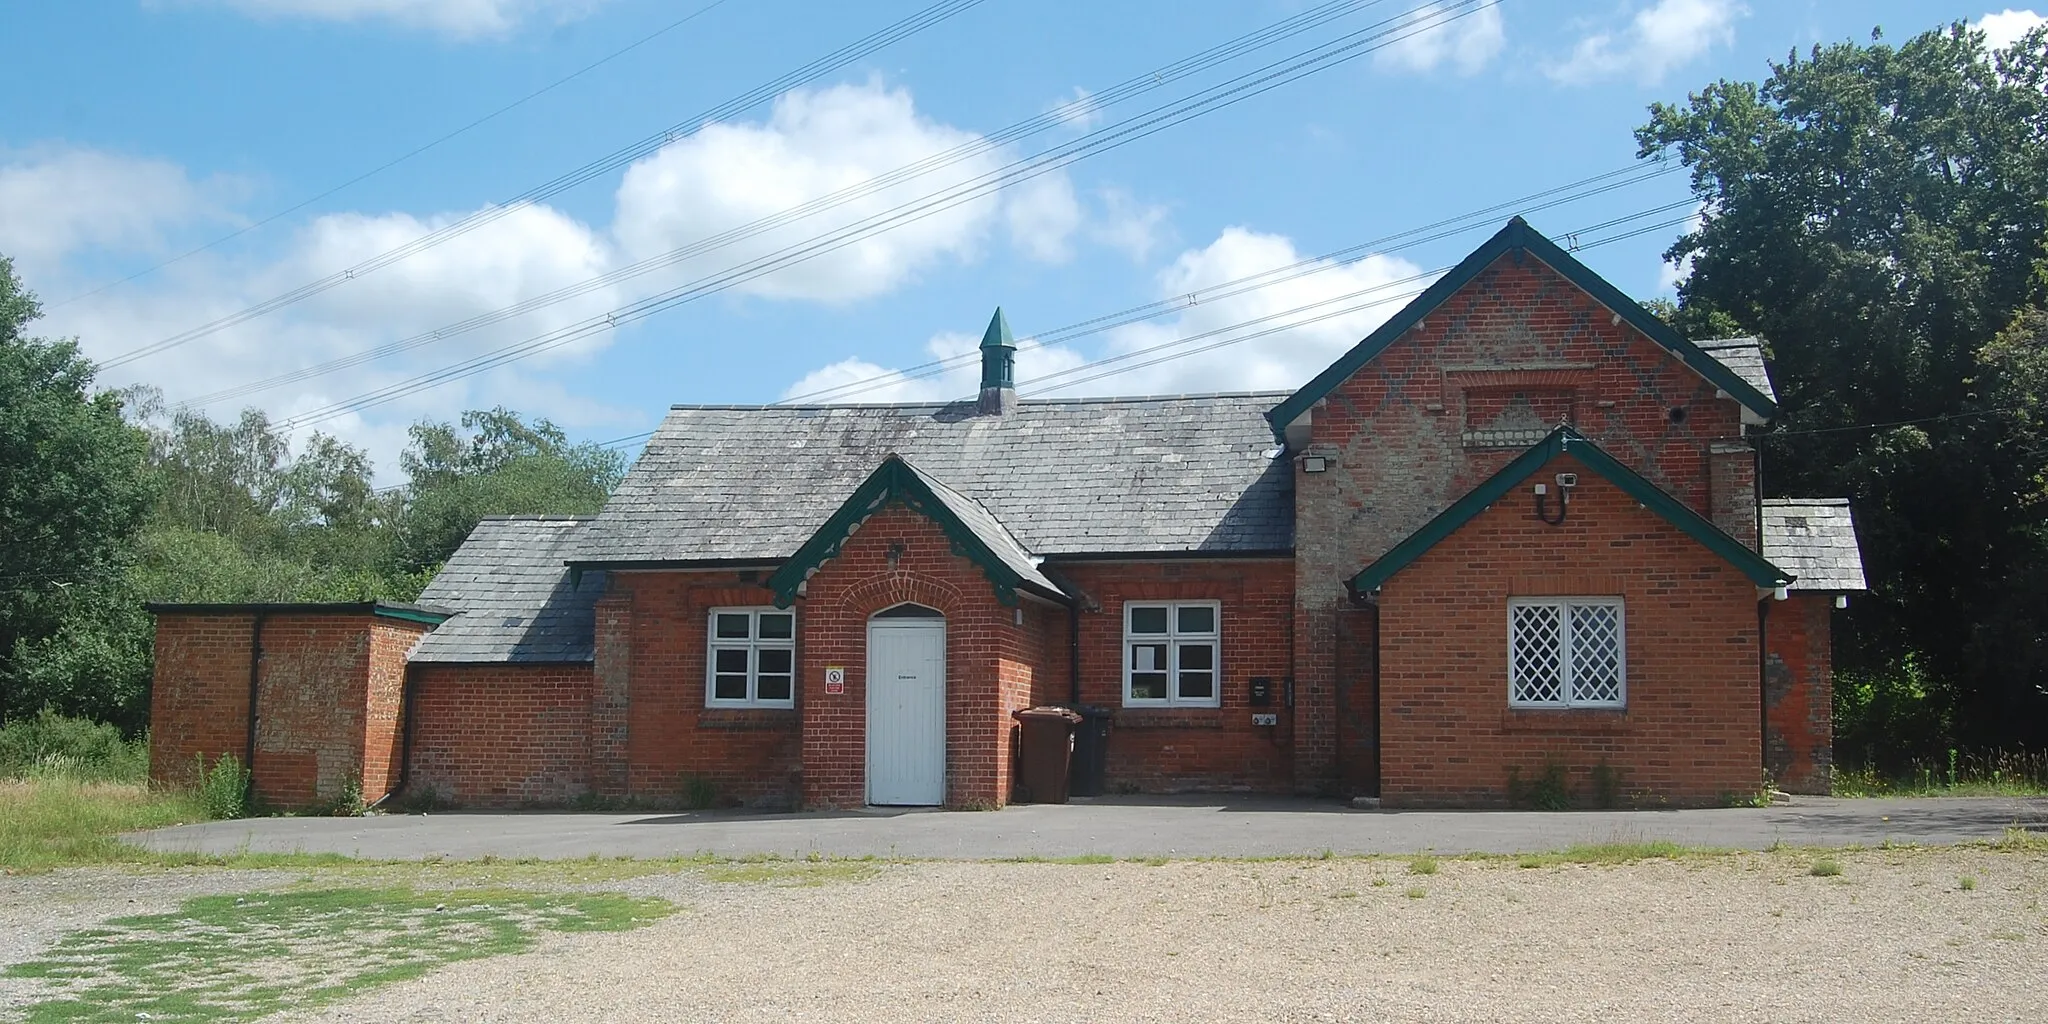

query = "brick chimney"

[{"left": 978, "top": 307, "right": 1017, "bottom": 416}]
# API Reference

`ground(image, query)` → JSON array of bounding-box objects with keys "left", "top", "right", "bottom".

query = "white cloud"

[
  {"left": 1046, "top": 87, "right": 1103, "bottom": 131},
  {"left": 1546, "top": 0, "right": 1747, "bottom": 85},
  {"left": 615, "top": 81, "right": 1024, "bottom": 303},
  {"left": 1976, "top": 9, "right": 2047, "bottom": 52},
  {"left": 781, "top": 329, "right": 1087, "bottom": 405},
  {"left": 1092, "top": 189, "right": 1171, "bottom": 264},
  {"left": 182, "top": 0, "right": 603, "bottom": 37},
  {"left": 1006, "top": 174, "right": 1084, "bottom": 264},
  {"left": 1374, "top": 1, "right": 1506, "bottom": 76},
  {"left": 0, "top": 147, "right": 236, "bottom": 274}
]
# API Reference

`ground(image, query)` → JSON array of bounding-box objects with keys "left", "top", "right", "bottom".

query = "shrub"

[
  {"left": 0, "top": 713, "right": 148, "bottom": 783},
  {"left": 197, "top": 754, "right": 251, "bottom": 820},
  {"left": 1406, "top": 856, "right": 1438, "bottom": 876},
  {"left": 1809, "top": 858, "right": 1842, "bottom": 878},
  {"left": 1506, "top": 760, "right": 1572, "bottom": 810}
]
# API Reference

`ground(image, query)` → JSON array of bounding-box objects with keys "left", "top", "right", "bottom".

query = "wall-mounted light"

[
  {"left": 1835, "top": 595, "right": 1849, "bottom": 609},
  {"left": 1302, "top": 456, "right": 1328, "bottom": 473},
  {"left": 1773, "top": 585, "right": 1790, "bottom": 601}
]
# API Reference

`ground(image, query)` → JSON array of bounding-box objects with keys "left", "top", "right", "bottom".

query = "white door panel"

[{"left": 866, "top": 620, "right": 945, "bottom": 806}]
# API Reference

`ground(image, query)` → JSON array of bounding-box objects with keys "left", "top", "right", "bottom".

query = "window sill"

[
  {"left": 1117, "top": 708, "right": 1225, "bottom": 729},
  {"left": 700, "top": 707, "right": 800, "bottom": 730},
  {"left": 1500, "top": 707, "right": 1630, "bottom": 733}
]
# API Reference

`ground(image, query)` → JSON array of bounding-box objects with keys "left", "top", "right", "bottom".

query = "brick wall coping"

[{"left": 146, "top": 601, "right": 452, "bottom": 626}]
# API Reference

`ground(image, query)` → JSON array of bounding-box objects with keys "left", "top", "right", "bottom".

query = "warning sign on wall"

[{"left": 824, "top": 666, "right": 846, "bottom": 695}]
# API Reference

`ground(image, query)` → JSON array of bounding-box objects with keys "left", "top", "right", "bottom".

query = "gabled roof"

[
  {"left": 145, "top": 601, "right": 451, "bottom": 625},
  {"left": 1265, "top": 217, "right": 1779, "bottom": 442},
  {"left": 571, "top": 394, "right": 1294, "bottom": 566},
  {"left": 411, "top": 517, "right": 607, "bottom": 663},
  {"left": 764, "top": 455, "right": 1068, "bottom": 608},
  {"left": 1697, "top": 337, "right": 1777, "bottom": 404},
  {"left": 1349, "top": 426, "right": 1793, "bottom": 594},
  {"left": 1761, "top": 499, "right": 1866, "bottom": 592}
]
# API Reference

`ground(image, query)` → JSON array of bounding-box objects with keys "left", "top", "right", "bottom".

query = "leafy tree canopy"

[{"left": 1638, "top": 21, "right": 2048, "bottom": 750}]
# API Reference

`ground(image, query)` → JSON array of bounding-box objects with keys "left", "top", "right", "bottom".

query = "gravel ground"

[
  {"left": 5, "top": 848, "right": 2043, "bottom": 1023},
  {"left": 286, "top": 847, "right": 2043, "bottom": 1024}
]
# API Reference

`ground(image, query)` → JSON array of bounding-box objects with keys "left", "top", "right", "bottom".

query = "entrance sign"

[{"left": 824, "top": 665, "right": 846, "bottom": 695}]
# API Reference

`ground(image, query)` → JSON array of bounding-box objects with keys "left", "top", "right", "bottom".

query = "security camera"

[{"left": 1555, "top": 472, "right": 1579, "bottom": 489}]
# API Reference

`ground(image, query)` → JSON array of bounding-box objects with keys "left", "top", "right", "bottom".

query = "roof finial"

[{"left": 979, "top": 307, "right": 1016, "bottom": 415}]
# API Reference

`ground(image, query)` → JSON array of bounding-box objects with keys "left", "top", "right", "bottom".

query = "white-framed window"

[
  {"left": 707, "top": 608, "right": 795, "bottom": 708},
  {"left": 1123, "top": 601, "right": 1222, "bottom": 707},
  {"left": 1508, "top": 598, "right": 1625, "bottom": 708}
]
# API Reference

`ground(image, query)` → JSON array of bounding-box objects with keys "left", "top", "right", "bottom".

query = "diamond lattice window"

[{"left": 1509, "top": 599, "right": 1624, "bottom": 708}]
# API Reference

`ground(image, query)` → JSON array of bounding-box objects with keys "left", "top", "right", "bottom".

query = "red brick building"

[{"left": 149, "top": 218, "right": 1864, "bottom": 811}]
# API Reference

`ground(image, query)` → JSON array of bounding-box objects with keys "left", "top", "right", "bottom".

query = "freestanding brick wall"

[
  {"left": 1290, "top": 252, "right": 1755, "bottom": 797},
  {"left": 1053, "top": 559, "right": 1295, "bottom": 794},
  {"left": 1765, "top": 594, "right": 1834, "bottom": 795},
  {"left": 1376, "top": 455, "right": 1764, "bottom": 808},
  {"left": 148, "top": 608, "right": 432, "bottom": 811}
]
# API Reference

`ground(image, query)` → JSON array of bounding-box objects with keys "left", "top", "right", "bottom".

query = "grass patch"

[
  {"left": 1832, "top": 749, "right": 2048, "bottom": 798},
  {"left": 1959, "top": 875, "right": 1978, "bottom": 891},
  {"left": 1809, "top": 858, "right": 1843, "bottom": 877},
  {"left": 1406, "top": 856, "right": 1438, "bottom": 876},
  {"left": 1508, "top": 840, "right": 1707, "bottom": 868},
  {"left": 0, "top": 779, "right": 212, "bottom": 873},
  {"left": 1403, "top": 886, "right": 1427, "bottom": 899},
  {"left": 0, "top": 713, "right": 150, "bottom": 783},
  {"left": 998, "top": 853, "right": 1115, "bottom": 865},
  {"left": 3, "top": 887, "right": 672, "bottom": 1023}
]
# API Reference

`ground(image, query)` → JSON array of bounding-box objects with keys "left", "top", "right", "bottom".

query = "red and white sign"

[{"left": 823, "top": 666, "right": 846, "bottom": 695}]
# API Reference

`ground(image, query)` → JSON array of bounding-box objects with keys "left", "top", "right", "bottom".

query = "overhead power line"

[
  {"left": 583, "top": 199, "right": 1698, "bottom": 451},
  {"left": 50, "top": 0, "right": 736, "bottom": 310},
  {"left": 97, "top": 0, "right": 996, "bottom": 370},
  {"left": 176, "top": 0, "right": 1414, "bottom": 411},
  {"left": 267, "top": 0, "right": 1513, "bottom": 431}
]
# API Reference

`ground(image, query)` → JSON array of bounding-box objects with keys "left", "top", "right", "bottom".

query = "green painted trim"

[
  {"left": 1264, "top": 217, "right": 1778, "bottom": 444},
  {"left": 1347, "top": 426, "right": 1793, "bottom": 593},
  {"left": 764, "top": 455, "right": 1066, "bottom": 609},
  {"left": 372, "top": 606, "right": 453, "bottom": 626}
]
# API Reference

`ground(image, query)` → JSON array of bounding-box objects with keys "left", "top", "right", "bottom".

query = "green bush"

[
  {"left": 1835, "top": 655, "right": 1952, "bottom": 773},
  {"left": 0, "top": 713, "right": 148, "bottom": 782},
  {"left": 197, "top": 754, "right": 251, "bottom": 820}
]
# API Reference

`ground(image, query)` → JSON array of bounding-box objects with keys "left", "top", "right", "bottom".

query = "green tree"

[
  {"left": 1638, "top": 22, "right": 2048, "bottom": 752},
  {"left": 394, "top": 408, "right": 624, "bottom": 571},
  {"left": 0, "top": 258, "right": 156, "bottom": 726}
]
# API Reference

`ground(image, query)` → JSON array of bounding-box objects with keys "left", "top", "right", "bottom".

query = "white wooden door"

[{"left": 866, "top": 619, "right": 946, "bottom": 806}]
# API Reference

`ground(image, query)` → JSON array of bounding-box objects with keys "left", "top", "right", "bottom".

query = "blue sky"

[{"left": 2, "top": 0, "right": 2036, "bottom": 477}]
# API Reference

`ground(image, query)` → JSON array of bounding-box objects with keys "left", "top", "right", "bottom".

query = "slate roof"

[
  {"left": 572, "top": 395, "right": 1296, "bottom": 565},
  {"left": 903, "top": 459, "right": 1062, "bottom": 596},
  {"left": 410, "top": 517, "right": 607, "bottom": 663},
  {"left": 1697, "top": 337, "right": 1777, "bottom": 405},
  {"left": 1761, "top": 499, "right": 1866, "bottom": 592}
]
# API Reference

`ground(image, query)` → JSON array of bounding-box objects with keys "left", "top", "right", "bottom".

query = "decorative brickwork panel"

[
  {"left": 1293, "top": 251, "right": 1754, "bottom": 795},
  {"left": 148, "top": 614, "right": 256, "bottom": 790},
  {"left": 1052, "top": 560, "right": 1295, "bottom": 794},
  {"left": 1765, "top": 594, "right": 1834, "bottom": 795},
  {"left": 795, "top": 502, "right": 1051, "bottom": 810},
  {"left": 1377, "top": 455, "right": 1762, "bottom": 808},
  {"left": 408, "top": 664, "right": 595, "bottom": 807},
  {"left": 605, "top": 571, "right": 802, "bottom": 809}
]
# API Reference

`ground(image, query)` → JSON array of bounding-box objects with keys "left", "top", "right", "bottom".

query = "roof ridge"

[
  {"left": 665, "top": 391, "right": 1294, "bottom": 412},
  {"left": 477, "top": 515, "right": 595, "bottom": 522},
  {"left": 1762, "top": 497, "right": 1851, "bottom": 506}
]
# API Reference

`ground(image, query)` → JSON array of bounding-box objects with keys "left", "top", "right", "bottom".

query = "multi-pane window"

[
  {"left": 1508, "top": 599, "right": 1624, "bottom": 708},
  {"left": 1124, "top": 601, "right": 1221, "bottom": 707},
  {"left": 707, "top": 608, "right": 795, "bottom": 708}
]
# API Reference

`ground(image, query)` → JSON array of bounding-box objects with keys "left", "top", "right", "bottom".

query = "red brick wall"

[
  {"left": 1765, "top": 594, "right": 1834, "bottom": 795},
  {"left": 362, "top": 620, "right": 429, "bottom": 803},
  {"left": 796, "top": 502, "right": 1053, "bottom": 809},
  {"left": 1377, "top": 455, "right": 1763, "bottom": 808},
  {"left": 407, "top": 664, "right": 595, "bottom": 806},
  {"left": 1294, "top": 251, "right": 1755, "bottom": 794},
  {"left": 602, "top": 571, "right": 803, "bottom": 808},
  {"left": 248, "top": 614, "right": 375, "bottom": 810},
  {"left": 149, "top": 613, "right": 255, "bottom": 789},
  {"left": 1052, "top": 560, "right": 1295, "bottom": 793}
]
